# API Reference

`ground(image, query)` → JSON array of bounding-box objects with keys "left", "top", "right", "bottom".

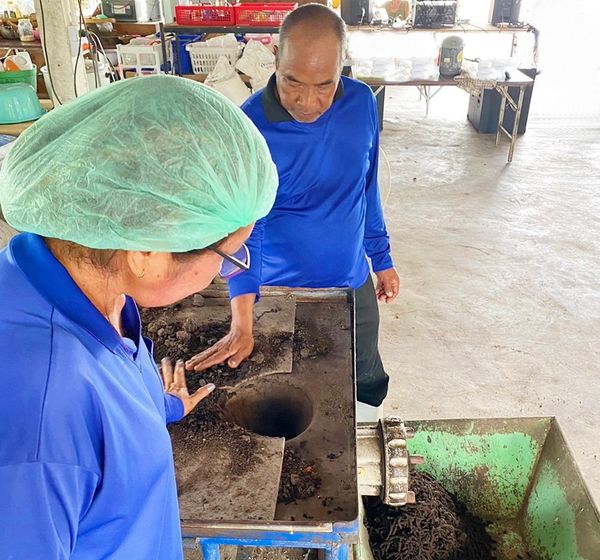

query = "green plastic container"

[
  {"left": 0, "top": 65, "right": 37, "bottom": 92},
  {"left": 0, "top": 83, "right": 45, "bottom": 124},
  {"left": 404, "top": 417, "right": 600, "bottom": 560}
]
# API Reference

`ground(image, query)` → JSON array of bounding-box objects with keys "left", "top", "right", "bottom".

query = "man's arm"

[
  {"left": 185, "top": 219, "right": 266, "bottom": 371},
  {"left": 363, "top": 93, "right": 400, "bottom": 303}
]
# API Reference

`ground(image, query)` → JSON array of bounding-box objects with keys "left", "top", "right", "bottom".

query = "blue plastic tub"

[{"left": 174, "top": 34, "right": 204, "bottom": 75}]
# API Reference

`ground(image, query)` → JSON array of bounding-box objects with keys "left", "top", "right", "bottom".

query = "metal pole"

[
  {"left": 510, "top": 32, "right": 518, "bottom": 57},
  {"left": 174, "top": 34, "right": 181, "bottom": 75},
  {"left": 495, "top": 86, "right": 508, "bottom": 146},
  {"left": 159, "top": 22, "right": 169, "bottom": 75},
  {"left": 508, "top": 86, "right": 526, "bottom": 163},
  {"left": 199, "top": 540, "right": 221, "bottom": 560},
  {"left": 325, "top": 544, "right": 351, "bottom": 560}
]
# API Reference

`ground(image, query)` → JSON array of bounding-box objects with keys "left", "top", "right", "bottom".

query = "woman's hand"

[{"left": 160, "top": 358, "right": 215, "bottom": 417}]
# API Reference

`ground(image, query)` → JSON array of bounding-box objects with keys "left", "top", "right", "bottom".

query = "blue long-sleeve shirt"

[
  {"left": 0, "top": 233, "right": 185, "bottom": 559},
  {"left": 228, "top": 75, "right": 393, "bottom": 299}
]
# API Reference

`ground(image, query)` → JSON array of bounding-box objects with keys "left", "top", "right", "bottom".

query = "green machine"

[{"left": 358, "top": 416, "right": 600, "bottom": 559}]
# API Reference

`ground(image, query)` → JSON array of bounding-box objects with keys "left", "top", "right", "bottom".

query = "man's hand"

[
  {"left": 375, "top": 268, "right": 400, "bottom": 303},
  {"left": 160, "top": 358, "right": 215, "bottom": 417},
  {"left": 185, "top": 328, "right": 255, "bottom": 372},
  {"left": 186, "top": 293, "right": 256, "bottom": 372}
]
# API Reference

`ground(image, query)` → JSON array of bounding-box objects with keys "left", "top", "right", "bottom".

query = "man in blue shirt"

[
  {"left": 186, "top": 4, "right": 400, "bottom": 416},
  {"left": 188, "top": 4, "right": 400, "bottom": 417}
]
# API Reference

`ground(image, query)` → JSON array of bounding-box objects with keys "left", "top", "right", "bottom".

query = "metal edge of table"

[
  {"left": 346, "top": 23, "right": 534, "bottom": 33},
  {"left": 361, "top": 71, "right": 534, "bottom": 88},
  {"left": 0, "top": 39, "right": 43, "bottom": 50}
]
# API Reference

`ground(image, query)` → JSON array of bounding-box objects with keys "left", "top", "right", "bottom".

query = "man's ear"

[{"left": 274, "top": 44, "right": 279, "bottom": 68}]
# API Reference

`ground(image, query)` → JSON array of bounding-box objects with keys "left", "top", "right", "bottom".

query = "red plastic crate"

[
  {"left": 175, "top": 4, "right": 236, "bottom": 26},
  {"left": 234, "top": 3, "right": 297, "bottom": 27}
]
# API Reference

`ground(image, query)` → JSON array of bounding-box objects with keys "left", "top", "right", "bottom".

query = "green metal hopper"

[{"left": 403, "top": 417, "right": 600, "bottom": 559}]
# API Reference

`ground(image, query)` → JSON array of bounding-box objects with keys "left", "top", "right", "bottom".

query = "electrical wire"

[
  {"left": 87, "top": 30, "right": 119, "bottom": 82},
  {"left": 38, "top": 0, "right": 63, "bottom": 105},
  {"left": 72, "top": 0, "right": 86, "bottom": 97},
  {"left": 468, "top": 22, "right": 490, "bottom": 33},
  {"left": 74, "top": 0, "right": 109, "bottom": 94},
  {"left": 86, "top": 32, "right": 101, "bottom": 88},
  {"left": 79, "top": 0, "right": 99, "bottom": 91}
]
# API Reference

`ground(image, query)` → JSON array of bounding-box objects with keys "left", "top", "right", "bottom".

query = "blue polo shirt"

[
  {"left": 228, "top": 75, "right": 393, "bottom": 299},
  {"left": 0, "top": 233, "right": 185, "bottom": 559}
]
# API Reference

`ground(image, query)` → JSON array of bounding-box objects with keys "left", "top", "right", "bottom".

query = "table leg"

[
  {"left": 159, "top": 23, "right": 169, "bottom": 75},
  {"left": 507, "top": 86, "right": 526, "bottom": 163},
  {"left": 495, "top": 86, "right": 508, "bottom": 146},
  {"left": 417, "top": 86, "right": 431, "bottom": 117},
  {"left": 371, "top": 86, "right": 386, "bottom": 131},
  {"left": 417, "top": 85, "right": 445, "bottom": 117},
  {"left": 325, "top": 544, "right": 350, "bottom": 560},
  {"left": 199, "top": 540, "right": 221, "bottom": 560},
  {"left": 511, "top": 32, "right": 518, "bottom": 57},
  {"left": 174, "top": 35, "right": 181, "bottom": 75}
]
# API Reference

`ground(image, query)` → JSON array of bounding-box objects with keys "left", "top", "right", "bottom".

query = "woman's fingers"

[
  {"left": 160, "top": 357, "right": 174, "bottom": 390},
  {"left": 173, "top": 359, "right": 185, "bottom": 388},
  {"left": 186, "top": 383, "right": 216, "bottom": 415}
]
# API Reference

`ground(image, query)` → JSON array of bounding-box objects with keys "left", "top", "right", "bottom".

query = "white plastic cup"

[{"left": 41, "top": 66, "right": 55, "bottom": 103}]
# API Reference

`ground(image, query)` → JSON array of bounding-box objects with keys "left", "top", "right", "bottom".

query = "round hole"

[{"left": 223, "top": 380, "right": 313, "bottom": 440}]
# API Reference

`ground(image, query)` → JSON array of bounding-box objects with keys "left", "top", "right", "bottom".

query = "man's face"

[{"left": 276, "top": 31, "right": 342, "bottom": 124}]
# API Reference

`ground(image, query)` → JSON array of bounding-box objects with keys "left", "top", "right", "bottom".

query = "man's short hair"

[{"left": 279, "top": 4, "right": 348, "bottom": 61}]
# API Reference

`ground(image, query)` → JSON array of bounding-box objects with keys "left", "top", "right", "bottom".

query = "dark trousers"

[{"left": 355, "top": 275, "right": 389, "bottom": 406}]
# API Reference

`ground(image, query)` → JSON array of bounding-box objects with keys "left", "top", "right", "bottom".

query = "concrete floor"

[{"left": 377, "top": 81, "right": 600, "bottom": 509}]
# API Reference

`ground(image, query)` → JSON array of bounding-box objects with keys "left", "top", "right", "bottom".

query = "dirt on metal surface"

[
  {"left": 171, "top": 415, "right": 285, "bottom": 521},
  {"left": 277, "top": 448, "right": 322, "bottom": 505},
  {"left": 141, "top": 292, "right": 358, "bottom": 524},
  {"left": 142, "top": 307, "right": 291, "bottom": 388},
  {"left": 141, "top": 305, "right": 288, "bottom": 521},
  {"left": 292, "top": 319, "right": 332, "bottom": 362},
  {"left": 365, "top": 472, "right": 495, "bottom": 560}
]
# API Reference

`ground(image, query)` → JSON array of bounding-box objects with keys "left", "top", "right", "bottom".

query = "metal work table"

[
  {"left": 167, "top": 288, "right": 359, "bottom": 560},
  {"left": 347, "top": 22, "right": 534, "bottom": 33},
  {"left": 159, "top": 20, "right": 535, "bottom": 162},
  {"left": 363, "top": 70, "right": 534, "bottom": 162}
]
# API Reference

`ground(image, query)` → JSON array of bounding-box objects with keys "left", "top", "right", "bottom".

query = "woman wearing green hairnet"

[{"left": 0, "top": 76, "right": 277, "bottom": 559}]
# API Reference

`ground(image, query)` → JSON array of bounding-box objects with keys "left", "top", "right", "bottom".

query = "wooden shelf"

[{"left": 0, "top": 38, "right": 43, "bottom": 49}]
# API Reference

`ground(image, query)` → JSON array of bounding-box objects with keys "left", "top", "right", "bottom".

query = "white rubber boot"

[{"left": 356, "top": 401, "right": 383, "bottom": 424}]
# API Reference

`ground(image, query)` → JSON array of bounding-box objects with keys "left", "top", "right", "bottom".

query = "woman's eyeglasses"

[{"left": 210, "top": 243, "right": 250, "bottom": 279}]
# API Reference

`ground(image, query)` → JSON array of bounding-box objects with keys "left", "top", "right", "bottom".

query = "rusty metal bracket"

[{"left": 357, "top": 417, "right": 423, "bottom": 506}]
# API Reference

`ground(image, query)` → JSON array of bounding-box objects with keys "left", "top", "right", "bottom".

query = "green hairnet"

[{"left": 0, "top": 75, "right": 278, "bottom": 252}]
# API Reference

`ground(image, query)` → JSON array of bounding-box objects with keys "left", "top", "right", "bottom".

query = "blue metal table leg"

[
  {"left": 199, "top": 540, "right": 220, "bottom": 560},
  {"left": 325, "top": 543, "right": 350, "bottom": 560}
]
